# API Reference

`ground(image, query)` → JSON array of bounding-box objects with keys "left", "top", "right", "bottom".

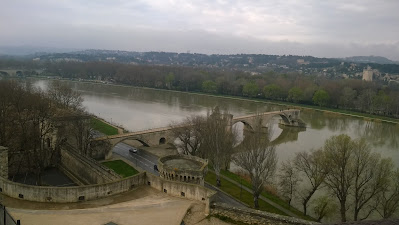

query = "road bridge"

[{"left": 94, "top": 109, "right": 305, "bottom": 159}]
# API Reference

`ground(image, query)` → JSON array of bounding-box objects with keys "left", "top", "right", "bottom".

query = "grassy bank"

[
  {"left": 102, "top": 160, "right": 139, "bottom": 177},
  {"left": 205, "top": 172, "right": 288, "bottom": 216},
  {"left": 220, "top": 170, "right": 313, "bottom": 221},
  {"left": 90, "top": 117, "right": 119, "bottom": 135}
]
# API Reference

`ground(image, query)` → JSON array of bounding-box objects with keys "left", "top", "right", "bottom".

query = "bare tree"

[
  {"left": 375, "top": 169, "right": 399, "bottom": 218},
  {"left": 202, "top": 107, "right": 236, "bottom": 186},
  {"left": 278, "top": 160, "right": 300, "bottom": 207},
  {"left": 322, "top": 134, "right": 355, "bottom": 222},
  {"left": 47, "top": 80, "right": 83, "bottom": 110},
  {"left": 294, "top": 149, "right": 327, "bottom": 216},
  {"left": 69, "top": 114, "right": 94, "bottom": 156},
  {"left": 352, "top": 139, "right": 392, "bottom": 221},
  {"left": 171, "top": 115, "right": 204, "bottom": 156},
  {"left": 312, "top": 195, "right": 337, "bottom": 222},
  {"left": 233, "top": 117, "right": 277, "bottom": 209}
]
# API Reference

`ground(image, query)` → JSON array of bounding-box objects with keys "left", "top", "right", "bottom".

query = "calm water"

[{"left": 32, "top": 79, "right": 399, "bottom": 165}]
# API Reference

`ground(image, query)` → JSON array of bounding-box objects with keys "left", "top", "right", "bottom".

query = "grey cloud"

[{"left": 0, "top": 0, "right": 398, "bottom": 60}]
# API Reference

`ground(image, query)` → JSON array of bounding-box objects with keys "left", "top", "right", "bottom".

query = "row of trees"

[
  {"left": 172, "top": 112, "right": 278, "bottom": 209},
  {"left": 4, "top": 60, "right": 397, "bottom": 118},
  {"left": 0, "top": 80, "right": 94, "bottom": 184},
  {"left": 172, "top": 111, "right": 398, "bottom": 222},
  {"left": 278, "top": 134, "right": 399, "bottom": 222}
]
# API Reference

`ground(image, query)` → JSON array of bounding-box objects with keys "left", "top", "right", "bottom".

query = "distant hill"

[
  {"left": 343, "top": 56, "right": 399, "bottom": 65},
  {"left": 0, "top": 46, "right": 79, "bottom": 56}
]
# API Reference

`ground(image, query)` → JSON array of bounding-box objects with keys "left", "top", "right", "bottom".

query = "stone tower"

[
  {"left": 362, "top": 66, "right": 373, "bottom": 81},
  {"left": 0, "top": 146, "right": 8, "bottom": 178}
]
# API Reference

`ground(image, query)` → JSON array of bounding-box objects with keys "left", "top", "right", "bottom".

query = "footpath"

[{"left": 210, "top": 170, "right": 298, "bottom": 218}]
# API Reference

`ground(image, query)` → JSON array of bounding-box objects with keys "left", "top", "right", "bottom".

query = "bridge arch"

[
  {"left": 276, "top": 113, "right": 291, "bottom": 125},
  {"left": 114, "top": 137, "right": 150, "bottom": 147},
  {"left": 232, "top": 120, "right": 254, "bottom": 131},
  {"left": 159, "top": 137, "right": 166, "bottom": 145}
]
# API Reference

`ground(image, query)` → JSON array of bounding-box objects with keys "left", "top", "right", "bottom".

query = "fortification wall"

[
  {"left": 0, "top": 172, "right": 146, "bottom": 203},
  {"left": 60, "top": 147, "right": 120, "bottom": 184},
  {"left": 146, "top": 173, "right": 216, "bottom": 214},
  {"left": 211, "top": 203, "right": 316, "bottom": 225}
]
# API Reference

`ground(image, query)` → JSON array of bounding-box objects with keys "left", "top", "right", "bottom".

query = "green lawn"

[
  {"left": 219, "top": 170, "right": 314, "bottom": 221},
  {"left": 205, "top": 172, "right": 288, "bottom": 216},
  {"left": 102, "top": 160, "right": 139, "bottom": 178},
  {"left": 90, "top": 117, "right": 119, "bottom": 135}
]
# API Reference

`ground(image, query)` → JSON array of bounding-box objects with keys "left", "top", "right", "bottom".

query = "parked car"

[{"left": 129, "top": 148, "right": 138, "bottom": 153}]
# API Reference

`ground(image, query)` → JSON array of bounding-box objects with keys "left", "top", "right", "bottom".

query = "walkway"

[
  {"left": 211, "top": 171, "right": 298, "bottom": 218},
  {"left": 7, "top": 187, "right": 192, "bottom": 225}
]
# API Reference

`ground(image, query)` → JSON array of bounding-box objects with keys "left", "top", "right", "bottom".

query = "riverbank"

[{"left": 32, "top": 76, "right": 399, "bottom": 125}]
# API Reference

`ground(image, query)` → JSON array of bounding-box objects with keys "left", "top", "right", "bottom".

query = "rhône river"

[{"left": 32, "top": 79, "right": 399, "bottom": 165}]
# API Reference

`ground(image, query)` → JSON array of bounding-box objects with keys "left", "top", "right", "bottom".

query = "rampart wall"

[
  {"left": 211, "top": 203, "right": 317, "bottom": 225},
  {"left": 146, "top": 173, "right": 216, "bottom": 214},
  {"left": 0, "top": 172, "right": 146, "bottom": 203},
  {"left": 60, "top": 147, "right": 120, "bottom": 184},
  {"left": 0, "top": 172, "right": 216, "bottom": 213}
]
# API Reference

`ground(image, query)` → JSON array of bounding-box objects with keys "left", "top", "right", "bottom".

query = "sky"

[{"left": 1, "top": 0, "right": 399, "bottom": 60}]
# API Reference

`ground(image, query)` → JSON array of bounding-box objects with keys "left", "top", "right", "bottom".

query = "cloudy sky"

[{"left": 1, "top": 0, "right": 399, "bottom": 60}]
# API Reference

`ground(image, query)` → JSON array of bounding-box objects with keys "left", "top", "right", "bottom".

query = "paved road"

[
  {"left": 112, "top": 143, "right": 246, "bottom": 208},
  {"left": 113, "top": 143, "right": 159, "bottom": 176}
]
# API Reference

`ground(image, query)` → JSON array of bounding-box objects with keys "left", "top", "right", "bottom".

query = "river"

[{"left": 31, "top": 79, "right": 399, "bottom": 166}]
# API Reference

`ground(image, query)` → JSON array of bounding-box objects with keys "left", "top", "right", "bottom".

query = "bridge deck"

[
  {"left": 95, "top": 109, "right": 300, "bottom": 141},
  {"left": 232, "top": 109, "right": 299, "bottom": 121},
  {"left": 95, "top": 126, "right": 174, "bottom": 141}
]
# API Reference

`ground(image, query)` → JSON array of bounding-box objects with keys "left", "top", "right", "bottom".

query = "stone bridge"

[
  {"left": 231, "top": 109, "right": 305, "bottom": 130},
  {"left": 94, "top": 109, "right": 305, "bottom": 159}
]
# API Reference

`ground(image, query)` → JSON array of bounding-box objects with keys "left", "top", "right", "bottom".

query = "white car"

[{"left": 129, "top": 148, "right": 138, "bottom": 153}]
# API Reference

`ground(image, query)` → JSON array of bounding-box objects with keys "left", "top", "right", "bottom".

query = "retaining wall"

[
  {"left": 211, "top": 203, "right": 317, "bottom": 225},
  {"left": 0, "top": 172, "right": 146, "bottom": 203},
  {"left": 146, "top": 173, "right": 216, "bottom": 214},
  {"left": 60, "top": 147, "right": 120, "bottom": 184}
]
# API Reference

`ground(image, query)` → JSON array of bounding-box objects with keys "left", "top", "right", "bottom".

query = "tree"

[
  {"left": 375, "top": 169, "right": 399, "bottom": 219},
  {"left": 201, "top": 107, "right": 236, "bottom": 186},
  {"left": 294, "top": 149, "right": 327, "bottom": 216},
  {"left": 356, "top": 89, "right": 376, "bottom": 114},
  {"left": 263, "top": 84, "right": 282, "bottom": 100},
  {"left": 352, "top": 139, "right": 392, "bottom": 221},
  {"left": 312, "top": 195, "right": 337, "bottom": 222},
  {"left": 288, "top": 87, "right": 304, "bottom": 103},
  {"left": 233, "top": 117, "right": 277, "bottom": 209},
  {"left": 339, "top": 87, "right": 357, "bottom": 110},
  {"left": 312, "top": 89, "right": 330, "bottom": 107},
  {"left": 278, "top": 160, "right": 300, "bottom": 207},
  {"left": 202, "top": 80, "right": 217, "bottom": 93},
  {"left": 165, "top": 72, "right": 175, "bottom": 89},
  {"left": 171, "top": 116, "right": 204, "bottom": 156},
  {"left": 242, "top": 82, "right": 259, "bottom": 97},
  {"left": 322, "top": 134, "right": 355, "bottom": 222},
  {"left": 48, "top": 80, "right": 83, "bottom": 110}
]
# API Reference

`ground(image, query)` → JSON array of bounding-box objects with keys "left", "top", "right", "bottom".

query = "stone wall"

[
  {"left": 60, "top": 147, "right": 120, "bottom": 185},
  {"left": 158, "top": 154, "right": 208, "bottom": 186},
  {"left": 211, "top": 203, "right": 317, "bottom": 225},
  {"left": 146, "top": 173, "right": 216, "bottom": 214},
  {"left": 0, "top": 146, "right": 8, "bottom": 178},
  {"left": 0, "top": 172, "right": 146, "bottom": 203}
]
